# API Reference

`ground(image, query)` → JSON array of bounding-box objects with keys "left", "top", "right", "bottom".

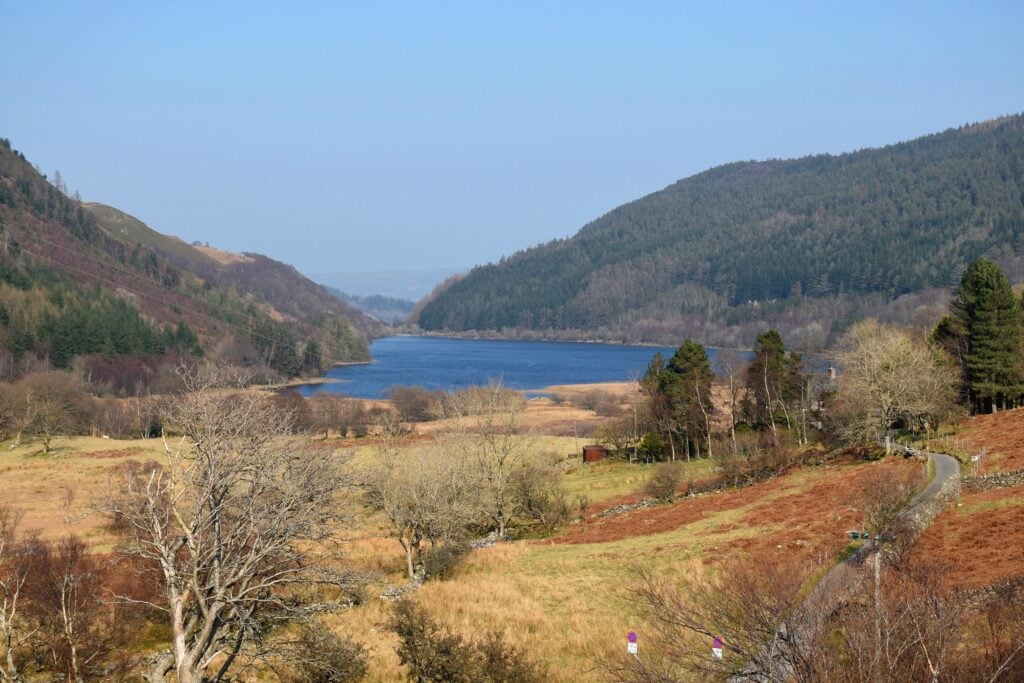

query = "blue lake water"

[{"left": 294, "top": 336, "right": 685, "bottom": 399}]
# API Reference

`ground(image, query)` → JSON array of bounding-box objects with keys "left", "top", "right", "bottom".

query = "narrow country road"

[
  {"left": 730, "top": 449, "right": 961, "bottom": 681},
  {"left": 808, "top": 449, "right": 958, "bottom": 603},
  {"left": 917, "top": 449, "right": 960, "bottom": 500},
  {"left": 805, "top": 449, "right": 959, "bottom": 609}
]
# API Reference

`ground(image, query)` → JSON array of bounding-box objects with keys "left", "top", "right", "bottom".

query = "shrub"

[
  {"left": 285, "top": 624, "right": 367, "bottom": 683},
  {"left": 637, "top": 431, "right": 666, "bottom": 462},
  {"left": 643, "top": 461, "right": 684, "bottom": 503},
  {"left": 575, "top": 389, "right": 622, "bottom": 417},
  {"left": 421, "top": 540, "right": 472, "bottom": 580},
  {"left": 390, "top": 599, "right": 473, "bottom": 683},
  {"left": 388, "top": 386, "right": 443, "bottom": 422},
  {"left": 514, "top": 461, "right": 572, "bottom": 533},
  {"left": 389, "top": 599, "right": 546, "bottom": 683}
]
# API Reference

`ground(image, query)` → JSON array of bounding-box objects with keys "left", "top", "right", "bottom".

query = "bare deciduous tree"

[
  {"left": 607, "top": 552, "right": 825, "bottom": 682},
  {"left": 613, "top": 550, "right": 1024, "bottom": 682},
  {"left": 831, "top": 320, "right": 957, "bottom": 449},
  {"left": 22, "top": 536, "right": 113, "bottom": 683},
  {"left": 11, "top": 373, "right": 86, "bottom": 453},
  {"left": 716, "top": 349, "right": 745, "bottom": 453},
  {"left": 0, "top": 507, "right": 30, "bottom": 683},
  {"left": 103, "top": 366, "right": 359, "bottom": 683},
  {"left": 441, "top": 382, "right": 534, "bottom": 539},
  {"left": 364, "top": 415, "right": 477, "bottom": 580}
]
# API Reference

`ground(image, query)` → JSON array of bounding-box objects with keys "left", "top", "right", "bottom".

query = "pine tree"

[
  {"left": 642, "top": 341, "right": 715, "bottom": 460},
  {"left": 746, "top": 330, "right": 785, "bottom": 428},
  {"left": 950, "top": 259, "right": 1024, "bottom": 412}
]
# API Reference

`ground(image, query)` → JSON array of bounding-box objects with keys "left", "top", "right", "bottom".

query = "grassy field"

[
  {"left": 0, "top": 390, "right": 934, "bottom": 681},
  {"left": 335, "top": 453, "right": 921, "bottom": 681},
  {"left": 0, "top": 435, "right": 166, "bottom": 548}
]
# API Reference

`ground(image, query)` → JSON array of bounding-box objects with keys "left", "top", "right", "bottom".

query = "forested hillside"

[
  {"left": 416, "top": 115, "right": 1024, "bottom": 348},
  {"left": 0, "top": 138, "right": 376, "bottom": 384}
]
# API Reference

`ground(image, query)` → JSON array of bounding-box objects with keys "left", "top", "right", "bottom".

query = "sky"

[{"left": 4, "top": 2, "right": 1024, "bottom": 290}]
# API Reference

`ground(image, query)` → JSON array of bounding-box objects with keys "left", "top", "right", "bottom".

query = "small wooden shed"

[{"left": 582, "top": 445, "right": 607, "bottom": 463}]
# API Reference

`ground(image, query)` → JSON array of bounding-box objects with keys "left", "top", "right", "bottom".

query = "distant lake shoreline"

[{"left": 295, "top": 335, "right": 688, "bottom": 399}]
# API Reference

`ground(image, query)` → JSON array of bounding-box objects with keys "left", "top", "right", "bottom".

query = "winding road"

[
  {"left": 917, "top": 449, "right": 960, "bottom": 500},
  {"left": 730, "top": 449, "right": 961, "bottom": 681},
  {"left": 809, "top": 448, "right": 959, "bottom": 605}
]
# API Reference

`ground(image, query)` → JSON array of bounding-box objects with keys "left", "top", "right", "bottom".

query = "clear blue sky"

[{"left": 4, "top": 2, "right": 1023, "bottom": 278}]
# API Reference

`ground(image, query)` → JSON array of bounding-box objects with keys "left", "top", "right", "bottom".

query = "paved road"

[
  {"left": 810, "top": 449, "right": 958, "bottom": 605},
  {"left": 917, "top": 449, "right": 960, "bottom": 500},
  {"left": 730, "top": 449, "right": 960, "bottom": 681}
]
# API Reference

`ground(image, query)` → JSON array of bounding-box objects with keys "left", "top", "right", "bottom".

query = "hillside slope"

[
  {"left": 416, "top": 115, "right": 1024, "bottom": 347},
  {"left": 85, "top": 202, "right": 381, "bottom": 339},
  {"left": 0, "top": 138, "right": 376, "bottom": 379}
]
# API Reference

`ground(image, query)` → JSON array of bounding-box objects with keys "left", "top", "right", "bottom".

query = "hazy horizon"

[{"left": 311, "top": 267, "right": 465, "bottom": 301}]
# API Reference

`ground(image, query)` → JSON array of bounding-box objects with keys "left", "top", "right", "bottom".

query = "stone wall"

[
  {"left": 963, "top": 576, "right": 1024, "bottom": 610},
  {"left": 900, "top": 463, "right": 961, "bottom": 539},
  {"left": 963, "top": 468, "right": 1024, "bottom": 491}
]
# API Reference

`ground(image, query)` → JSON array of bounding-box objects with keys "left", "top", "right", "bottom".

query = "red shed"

[{"left": 582, "top": 445, "right": 607, "bottom": 463}]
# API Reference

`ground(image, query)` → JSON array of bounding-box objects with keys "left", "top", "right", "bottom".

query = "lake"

[{"left": 294, "top": 336, "right": 685, "bottom": 399}]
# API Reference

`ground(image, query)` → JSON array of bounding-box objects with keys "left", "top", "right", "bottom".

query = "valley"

[{"left": 1, "top": 104, "right": 1023, "bottom": 681}]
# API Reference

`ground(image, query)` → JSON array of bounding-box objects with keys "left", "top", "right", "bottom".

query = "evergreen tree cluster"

[
  {"left": 641, "top": 340, "right": 716, "bottom": 460},
  {"left": 637, "top": 330, "right": 815, "bottom": 462},
  {"left": 935, "top": 258, "right": 1024, "bottom": 413},
  {"left": 0, "top": 258, "right": 200, "bottom": 369},
  {"left": 417, "top": 115, "right": 1024, "bottom": 339},
  {"left": 745, "top": 330, "right": 805, "bottom": 433}
]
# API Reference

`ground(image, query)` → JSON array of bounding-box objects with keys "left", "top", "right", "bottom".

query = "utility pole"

[
  {"left": 849, "top": 531, "right": 896, "bottom": 663},
  {"left": 874, "top": 541, "right": 881, "bottom": 649}
]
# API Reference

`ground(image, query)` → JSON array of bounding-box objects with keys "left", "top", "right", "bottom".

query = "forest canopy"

[{"left": 416, "top": 115, "right": 1024, "bottom": 347}]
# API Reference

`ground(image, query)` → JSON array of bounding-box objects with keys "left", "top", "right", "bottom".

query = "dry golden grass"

[
  {"left": 0, "top": 435, "right": 166, "bottom": 546},
  {"left": 541, "top": 381, "right": 636, "bottom": 400},
  {"left": 193, "top": 244, "right": 254, "bottom": 265},
  {"left": 330, "top": 455, "right": 908, "bottom": 681},
  {"left": 0, "top": 394, "right": 920, "bottom": 681}
]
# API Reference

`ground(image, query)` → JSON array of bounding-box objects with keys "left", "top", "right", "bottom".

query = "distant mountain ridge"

[
  {"left": 324, "top": 288, "right": 415, "bottom": 324},
  {"left": 414, "top": 114, "right": 1024, "bottom": 348},
  {"left": 312, "top": 267, "right": 464, "bottom": 300},
  {"left": 0, "top": 138, "right": 379, "bottom": 378}
]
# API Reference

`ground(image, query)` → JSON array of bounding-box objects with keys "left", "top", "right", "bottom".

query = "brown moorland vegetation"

[
  {"left": 911, "top": 483, "right": 1024, "bottom": 588},
  {"left": 952, "top": 407, "right": 1024, "bottom": 474},
  {"left": 0, "top": 436, "right": 165, "bottom": 546},
  {"left": 555, "top": 457, "right": 922, "bottom": 551}
]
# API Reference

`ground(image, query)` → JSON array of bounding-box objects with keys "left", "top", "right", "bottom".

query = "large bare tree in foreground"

[{"left": 104, "top": 366, "right": 359, "bottom": 683}]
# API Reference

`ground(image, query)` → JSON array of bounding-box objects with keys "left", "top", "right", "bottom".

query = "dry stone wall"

[
  {"left": 900, "top": 463, "right": 961, "bottom": 539},
  {"left": 963, "top": 468, "right": 1024, "bottom": 491}
]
